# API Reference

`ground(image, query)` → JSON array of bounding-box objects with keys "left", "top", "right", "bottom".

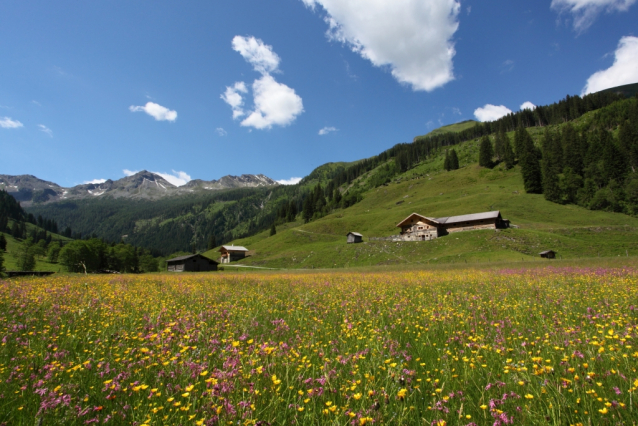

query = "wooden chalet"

[
  {"left": 346, "top": 232, "right": 363, "bottom": 244},
  {"left": 167, "top": 253, "right": 218, "bottom": 272},
  {"left": 396, "top": 211, "right": 510, "bottom": 241},
  {"left": 219, "top": 245, "right": 249, "bottom": 263},
  {"left": 539, "top": 250, "right": 556, "bottom": 259}
]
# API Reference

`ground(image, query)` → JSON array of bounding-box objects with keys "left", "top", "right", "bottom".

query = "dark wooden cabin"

[
  {"left": 219, "top": 245, "right": 249, "bottom": 263},
  {"left": 539, "top": 250, "right": 556, "bottom": 259},
  {"left": 346, "top": 232, "right": 363, "bottom": 244},
  {"left": 167, "top": 254, "right": 218, "bottom": 272}
]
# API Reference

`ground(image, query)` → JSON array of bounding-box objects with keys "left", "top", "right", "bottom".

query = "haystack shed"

[
  {"left": 347, "top": 232, "right": 363, "bottom": 244},
  {"left": 167, "top": 254, "right": 218, "bottom": 272},
  {"left": 219, "top": 245, "right": 249, "bottom": 263},
  {"left": 539, "top": 250, "right": 556, "bottom": 259}
]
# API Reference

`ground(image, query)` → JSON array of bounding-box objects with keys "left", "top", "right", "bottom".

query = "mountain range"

[{"left": 0, "top": 171, "right": 278, "bottom": 207}]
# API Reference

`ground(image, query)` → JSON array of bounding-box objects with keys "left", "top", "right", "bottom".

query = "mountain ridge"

[{"left": 0, "top": 171, "right": 278, "bottom": 206}]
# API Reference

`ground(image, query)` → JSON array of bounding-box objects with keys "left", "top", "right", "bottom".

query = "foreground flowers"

[{"left": 0, "top": 266, "right": 636, "bottom": 424}]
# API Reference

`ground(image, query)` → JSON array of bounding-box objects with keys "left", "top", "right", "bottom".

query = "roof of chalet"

[
  {"left": 167, "top": 253, "right": 219, "bottom": 263},
  {"left": 219, "top": 245, "right": 249, "bottom": 252},
  {"left": 539, "top": 250, "right": 556, "bottom": 255},
  {"left": 396, "top": 213, "right": 440, "bottom": 228},
  {"left": 347, "top": 232, "right": 363, "bottom": 237},
  {"left": 396, "top": 211, "right": 502, "bottom": 228},
  {"left": 435, "top": 211, "right": 501, "bottom": 225}
]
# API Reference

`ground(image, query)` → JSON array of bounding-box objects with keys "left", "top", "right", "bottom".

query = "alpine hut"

[
  {"left": 167, "top": 254, "right": 219, "bottom": 272},
  {"left": 219, "top": 245, "right": 249, "bottom": 263},
  {"left": 539, "top": 250, "right": 556, "bottom": 259},
  {"left": 346, "top": 232, "right": 363, "bottom": 244}
]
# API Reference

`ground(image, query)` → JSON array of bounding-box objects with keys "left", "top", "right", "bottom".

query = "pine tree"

[
  {"left": 449, "top": 149, "right": 459, "bottom": 170},
  {"left": 494, "top": 125, "right": 507, "bottom": 161},
  {"left": 443, "top": 150, "right": 451, "bottom": 171},
  {"left": 0, "top": 234, "right": 6, "bottom": 252},
  {"left": 517, "top": 127, "right": 543, "bottom": 193},
  {"left": 600, "top": 128, "right": 628, "bottom": 184},
  {"left": 302, "top": 195, "right": 314, "bottom": 223},
  {"left": 208, "top": 234, "right": 217, "bottom": 250},
  {"left": 562, "top": 123, "right": 584, "bottom": 176},
  {"left": 0, "top": 247, "right": 4, "bottom": 274},
  {"left": 270, "top": 223, "right": 276, "bottom": 236},
  {"left": 478, "top": 135, "right": 494, "bottom": 168},
  {"left": 503, "top": 134, "right": 515, "bottom": 170},
  {"left": 542, "top": 154, "right": 561, "bottom": 203}
]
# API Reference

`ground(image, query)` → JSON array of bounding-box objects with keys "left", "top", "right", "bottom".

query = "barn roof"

[
  {"left": 396, "top": 213, "right": 441, "bottom": 228},
  {"left": 436, "top": 211, "right": 501, "bottom": 224},
  {"left": 220, "top": 245, "right": 249, "bottom": 252},
  {"left": 539, "top": 250, "right": 556, "bottom": 255},
  {"left": 347, "top": 232, "right": 363, "bottom": 237},
  {"left": 167, "top": 253, "right": 218, "bottom": 263}
]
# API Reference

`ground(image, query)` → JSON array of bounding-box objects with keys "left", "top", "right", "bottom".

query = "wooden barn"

[
  {"left": 347, "top": 232, "right": 363, "bottom": 244},
  {"left": 219, "top": 245, "right": 249, "bottom": 263},
  {"left": 539, "top": 250, "right": 556, "bottom": 259},
  {"left": 396, "top": 211, "right": 510, "bottom": 241},
  {"left": 167, "top": 254, "right": 218, "bottom": 272}
]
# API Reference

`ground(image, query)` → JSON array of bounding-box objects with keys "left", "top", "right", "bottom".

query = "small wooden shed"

[
  {"left": 219, "top": 245, "right": 249, "bottom": 263},
  {"left": 167, "top": 254, "right": 218, "bottom": 272},
  {"left": 347, "top": 232, "right": 363, "bottom": 244},
  {"left": 539, "top": 250, "right": 556, "bottom": 259}
]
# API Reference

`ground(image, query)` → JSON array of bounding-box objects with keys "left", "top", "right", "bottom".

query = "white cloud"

[
  {"left": 223, "top": 36, "right": 304, "bottom": 129},
  {"left": 221, "top": 82, "right": 248, "bottom": 119},
  {"left": 520, "top": 101, "right": 537, "bottom": 111},
  {"left": 129, "top": 102, "right": 177, "bottom": 122},
  {"left": 123, "top": 169, "right": 138, "bottom": 176},
  {"left": 232, "top": 36, "right": 281, "bottom": 75},
  {"left": 216, "top": 127, "right": 228, "bottom": 136},
  {"left": 551, "top": 0, "right": 636, "bottom": 32},
  {"left": 240, "top": 75, "right": 304, "bottom": 130},
  {"left": 301, "top": 0, "right": 461, "bottom": 92},
  {"left": 582, "top": 36, "right": 638, "bottom": 95},
  {"left": 473, "top": 104, "right": 513, "bottom": 122},
  {"left": 0, "top": 117, "right": 23, "bottom": 129},
  {"left": 152, "top": 170, "right": 191, "bottom": 187},
  {"left": 319, "top": 126, "right": 338, "bottom": 135},
  {"left": 84, "top": 178, "right": 107, "bottom": 184},
  {"left": 38, "top": 124, "right": 53, "bottom": 137},
  {"left": 277, "top": 177, "right": 302, "bottom": 185}
]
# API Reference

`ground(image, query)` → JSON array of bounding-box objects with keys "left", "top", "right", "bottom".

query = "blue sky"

[{"left": 1, "top": 0, "right": 637, "bottom": 187}]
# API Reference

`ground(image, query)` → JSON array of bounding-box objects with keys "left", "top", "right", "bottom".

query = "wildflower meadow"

[{"left": 1, "top": 267, "right": 637, "bottom": 425}]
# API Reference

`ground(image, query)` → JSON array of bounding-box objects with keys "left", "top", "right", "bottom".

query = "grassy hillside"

[
  {"left": 205, "top": 136, "right": 638, "bottom": 268},
  {"left": 413, "top": 120, "right": 478, "bottom": 142},
  {"left": 1, "top": 223, "right": 72, "bottom": 273}
]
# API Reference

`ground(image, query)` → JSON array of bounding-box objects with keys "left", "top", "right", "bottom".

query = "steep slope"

[{"left": 207, "top": 141, "right": 638, "bottom": 268}]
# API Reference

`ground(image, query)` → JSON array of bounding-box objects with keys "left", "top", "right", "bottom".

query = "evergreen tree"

[
  {"left": 0, "top": 247, "right": 3, "bottom": 274},
  {"left": 517, "top": 127, "right": 543, "bottom": 194},
  {"left": 503, "top": 134, "right": 515, "bottom": 170},
  {"left": 449, "top": 149, "right": 459, "bottom": 170},
  {"left": 560, "top": 168, "right": 583, "bottom": 204},
  {"left": 443, "top": 150, "right": 451, "bottom": 171},
  {"left": 0, "top": 216, "right": 7, "bottom": 232},
  {"left": 618, "top": 120, "right": 638, "bottom": 173},
  {"left": 542, "top": 154, "right": 561, "bottom": 203},
  {"left": 541, "top": 128, "right": 563, "bottom": 175},
  {"left": 302, "top": 195, "right": 314, "bottom": 223},
  {"left": 270, "top": 223, "right": 276, "bottom": 236},
  {"left": 494, "top": 125, "right": 507, "bottom": 161},
  {"left": 478, "top": 135, "right": 494, "bottom": 168},
  {"left": 207, "top": 234, "right": 217, "bottom": 250},
  {"left": 11, "top": 221, "right": 21, "bottom": 239},
  {"left": 600, "top": 128, "right": 628, "bottom": 184},
  {"left": 0, "top": 234, "right": 6, "bottom": 252},
  {"left": 562, "top": 123, "right": 585, "bottom": 176}
]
